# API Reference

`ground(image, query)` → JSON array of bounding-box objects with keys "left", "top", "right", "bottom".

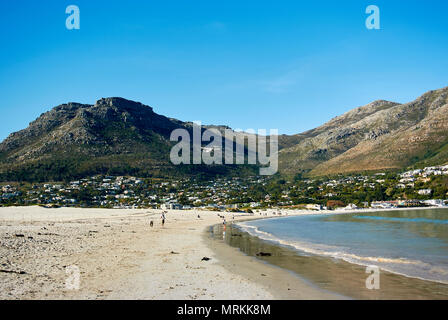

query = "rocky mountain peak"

[{"left": 94, "top": 97, "right": 153, "bottom": 113}]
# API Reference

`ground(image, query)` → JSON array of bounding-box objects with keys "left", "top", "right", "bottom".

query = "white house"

[{"left": 417, "top": 189, "right": 432, "bottom": 195}]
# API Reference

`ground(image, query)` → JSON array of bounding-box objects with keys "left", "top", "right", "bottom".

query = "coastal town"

[{"left": 2, "top": 164, "right": 448, "bottom": 211}]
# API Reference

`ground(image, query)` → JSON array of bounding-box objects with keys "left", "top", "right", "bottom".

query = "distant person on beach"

[
  {"left": 223, "top": 218, "right": 226, "bottom": 225},
  {"left": 161, "top": 212, "right": 166, "bottom": 227}
]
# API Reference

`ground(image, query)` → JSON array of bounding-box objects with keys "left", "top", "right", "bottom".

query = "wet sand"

[{"left": 204, "top": 226, "right": 345, "bottom": 299}]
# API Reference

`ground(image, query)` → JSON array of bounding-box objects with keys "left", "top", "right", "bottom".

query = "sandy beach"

[
  {"left": 0, "top": 206, "right": 345, "bottom": 300},
  {"left": 2, "top": 206, "right": 448, "bottom": 300}
]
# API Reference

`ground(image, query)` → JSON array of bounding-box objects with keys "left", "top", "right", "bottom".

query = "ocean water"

[{"left": 238, "top": 209, "right": 448, "bottom": 284}]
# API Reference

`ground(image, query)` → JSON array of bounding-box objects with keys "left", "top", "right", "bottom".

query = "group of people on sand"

[
  {"left": 258, "top": 211, "right": 285, "bottom": 216},
  {"left": 150, "top": 210, "right": 238, "bottom": 228},
  {"left": 217, "top": 212, "right": 235, "bottom": 225},
  {"left": 149, "top": 211, "right": 167, "bottom": 228}
]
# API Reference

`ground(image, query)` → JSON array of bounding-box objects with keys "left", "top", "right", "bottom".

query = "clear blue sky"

[{"left": 0, "top": 0, "right": 447, "bottom": 141}]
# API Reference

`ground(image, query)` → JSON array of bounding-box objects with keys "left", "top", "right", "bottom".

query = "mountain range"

[
  {"left": 279, "top": 86, "right": 448, "bottom": 175},
  {"left": 1, "top": 86, "right": 447, "bottom": 182}
]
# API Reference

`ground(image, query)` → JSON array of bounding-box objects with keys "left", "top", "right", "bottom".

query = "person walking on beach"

[{"left": 161, "top": 211, "right": 166, "bottom": 227}]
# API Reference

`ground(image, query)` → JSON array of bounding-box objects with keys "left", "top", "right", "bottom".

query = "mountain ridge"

[
  {"left": 0, "top": 97, "right": 258, "bottom": 181},
  {"left": 1, "top": 86, "right": 448, "bottom": 181},
  {"left": 279, "top": 86, "right": 448, "bottom": 176}
]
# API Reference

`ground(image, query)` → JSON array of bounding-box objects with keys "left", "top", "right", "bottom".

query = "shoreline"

[
  {"left": 210, "top": 207, "right": 448, "bottom": 299},
  {"left": 203, "top": 224, "right": 347, "bottom": 299}
]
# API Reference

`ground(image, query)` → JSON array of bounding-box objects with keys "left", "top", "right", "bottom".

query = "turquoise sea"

[{"left": 238, "top": 208, "right": 448, "bottom": 284}]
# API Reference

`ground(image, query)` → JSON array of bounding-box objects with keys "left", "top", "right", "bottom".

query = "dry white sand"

[{"left": 0, "top": 206, "right": 348, "bottom": 299}]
